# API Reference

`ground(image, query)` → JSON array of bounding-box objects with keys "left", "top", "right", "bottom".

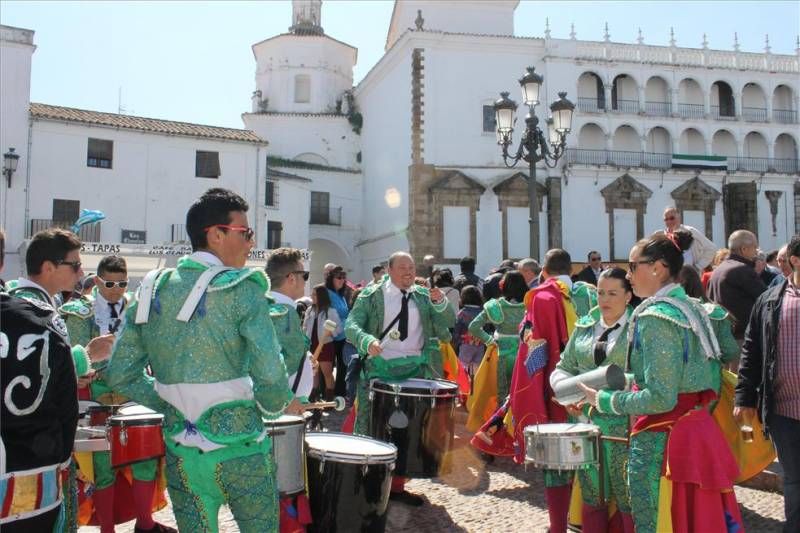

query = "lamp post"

[
  {"left": 3, "top": 147, "right": 20, "bottom": 188},
  {"left": 494, "top": 67, "right": 575, "bottom": 259}
]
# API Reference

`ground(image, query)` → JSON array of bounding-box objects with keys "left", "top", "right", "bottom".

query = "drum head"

[
  {"left": 78, "top": 400, "right": 100, "bottom": 415},
  {"left": 306, "top": 432, "right": 396, "bottom": 463},
  {"left": 108, "top": 413, "right": 164, "bottom": 426},
  {"left": 524, "top": 423, "right": 599, "bottom": 436},
  {"left": 263, "top": 414, "right": 306, "bottom": 427},
  {"left": 371, "top": 378, "right": 458, "bottom": 396},
  {"left": 118, "top": 404, "right": 156, "bottom": 416}
]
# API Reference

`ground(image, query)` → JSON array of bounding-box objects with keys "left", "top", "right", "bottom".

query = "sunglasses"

[
  {"left": 55, "top": 259, "right": 82, "bottom": 272},
  {"left": 628, "top": 259, "right": 656, "bottom": 272},
  {"left": 335, "top": 274, "right": 347, "bottom": 280},
  {"left": 204, "top": 224, "right": 255, "bottom": 241},
  {"left": 664, "top": 216, "right": 676, "bottom": 221},
  {"left": 290, "top": 270, "right": 310, "bottom": 281},
  {"left": 590, "top": 257, "right": 601, "bottom": 262},
  {"left": 97, "top": 277, "right": 129, "bottom": 289}
]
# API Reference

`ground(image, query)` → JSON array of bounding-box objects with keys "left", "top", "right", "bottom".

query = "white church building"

[{"left": 1, "top": 0, "right": 798, "bottom": 282}]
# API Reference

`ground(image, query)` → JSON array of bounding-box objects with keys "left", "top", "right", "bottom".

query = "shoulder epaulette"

[
  {"left": 575, "top": 307, "right": 601, "bottom": 328},
  {"left": 269, "top": 302, "right": 289, "bottom": 319},
  {"left": 208, "top": 268, "right": 270, "bottom": 293},
  {"left": 359, "top": 282, "right": 381, "bottom": 298},
  {"left": 638, "top": 300, "right": 691, "bottom": 328},
  {"left": 484, "top": 298, "right": 505, "bottom": 324},
  {"left": 59, "top": 297, "right": 94, "bottom": 319},
  {"left": 702, "top": 301, "right": 729, "bottom": 321}
]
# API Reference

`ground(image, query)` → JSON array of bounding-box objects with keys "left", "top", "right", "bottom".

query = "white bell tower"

[{"left": 290, "top": 0, "right": 323, "bottom": 35}]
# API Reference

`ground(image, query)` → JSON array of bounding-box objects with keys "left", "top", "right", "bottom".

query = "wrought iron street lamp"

[
  {"left": 3, "top": 147, "right": 20, "bottom": 188},
  {"left": 495, "top": 67, "right": 575, "bottom": 258}
]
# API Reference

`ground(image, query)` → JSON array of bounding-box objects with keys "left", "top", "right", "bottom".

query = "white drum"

[
  {"left": 524, "top": 423, "right": 600, "bottom": 470},
  {"left": 264, "top": 415, "right": 306, "bottom": 496},
  {"left": 117, "top": 403, "right": 155, "bottom": 416}
]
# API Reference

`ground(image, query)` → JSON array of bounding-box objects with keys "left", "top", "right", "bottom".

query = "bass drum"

[
  {"left": 369, "top": 378, "right": 457, "bottom": 478},
  {"left": 305, "top": 432, "right": 396, "bottom": 533}
]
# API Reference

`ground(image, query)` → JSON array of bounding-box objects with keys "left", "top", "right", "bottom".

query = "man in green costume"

[
  {"left": 105, "top": 188, "right": 302, "bottom": 533},
  {"left": 4, "top": 228, "right": 115, "bottom": 532},
  {"left": 61, "top": 254, "right": 173, "bottom": 533},
  {"left": 346, "top": 251, "right": 455, "bottom": 506},
  {"left": 266, "top": 247, "right": 314, "bottom": 400}
]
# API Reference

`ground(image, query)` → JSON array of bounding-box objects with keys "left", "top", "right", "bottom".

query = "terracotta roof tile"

[{"left": 30, "top": 103, "right": 267, "bottom": 144}]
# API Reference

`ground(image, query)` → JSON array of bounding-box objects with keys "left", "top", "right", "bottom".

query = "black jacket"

[
  {"left": 707, "top": 254, "right": 767, "bottom": 338},
  {"left": 1, "top": 293, "right": 78, "bottom": 471},
  {"left": 734, "top": 278, "right": 789, "bottom": 437},
  {"left": 453, "top": 272, "right": 482, "bottom": 293},
  {"left": 573, "top": 265, "right": 600, "bottom": 286}
]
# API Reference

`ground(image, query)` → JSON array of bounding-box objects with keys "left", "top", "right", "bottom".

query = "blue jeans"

[
  {"left": 768, "top": 412, "right": 800, "bottom": 532},
  {"left": 344, "top": 343, "right": 361, "bottom": 405}
]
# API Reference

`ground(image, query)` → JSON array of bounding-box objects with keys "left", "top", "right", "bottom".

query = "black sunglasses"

[
  {"left": 55, "top": 259, "right": 82, "bottom": 272},
  {"left": 290, "top": 270, "right": 310, "bottom": 281},
  {"left": 628, "top": 259, "right": 656, "bottom": 272},
  {"left": 98, "top": 277, "right": 129, "bottom": 289}
]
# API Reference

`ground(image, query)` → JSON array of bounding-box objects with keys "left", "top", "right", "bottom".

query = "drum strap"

[
  {"left": 290, "top": 352, "right": 307, "bottom": 393},
  {"left": 176, "top": 266, "right": 232, "bottom": 322},
  {"left": 135, "top": 268, "right": 166, "bottom": 324}
]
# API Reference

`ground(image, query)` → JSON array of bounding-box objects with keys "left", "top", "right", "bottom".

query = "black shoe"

[
  {"left": 389, "top": 490, "right": 424, "bottom": 507},
  {"left": 134, "top": 522, "right": 177, "bottom": 533}
]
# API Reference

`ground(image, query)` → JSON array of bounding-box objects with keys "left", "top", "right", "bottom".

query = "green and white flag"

[{"left": 671, "top": 154, "right": 727, "bottom": 170}]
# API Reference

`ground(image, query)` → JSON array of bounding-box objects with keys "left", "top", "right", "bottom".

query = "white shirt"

[
  {"left": 271, "top": 290, "right": 315, "bottom": 399},
  {"left": 189, "top": 251, "right": 223, "bottom": 267},
  {"left": 94, "top": 291, "right": 127, "bottom": 335},
  {"left": 381, "top": 281, "right": 424, "bottom": 360},
  {"left": 593, "top": 312, "right": 629, "bottom": 355},
  {"left": 271, "top": 290, "right": 297, "bottom": 309}
]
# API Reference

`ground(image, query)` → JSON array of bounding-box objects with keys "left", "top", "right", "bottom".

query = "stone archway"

[
  {"left": 493, "top": 172, "right": 548, "bottom": 259},
  {"left": 670, "top": 177, "right": 721, "bottom": 240},
  {"left": 600, "top": 173, "right": 653, "bottom": 260}
]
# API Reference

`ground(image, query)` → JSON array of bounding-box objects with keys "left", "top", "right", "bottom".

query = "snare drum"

[
  {"left": 524, "top": 423, "right": 600, "bottom": 470},
  {"left": 305, "top": 432, "right": 396, "bottom": 533},
  {"left": 369, "top": 378, "right": 457, "bottom": 477},
  {"left": 264, "top": 415, "right": 306, "bottom": 496},
  {"left": 107, "top": 413, "right": 165, "bottom": 468}
]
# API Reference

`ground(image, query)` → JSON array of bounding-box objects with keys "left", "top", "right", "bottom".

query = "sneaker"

[
  {"left": 389, "top": 490, "right": 424, "bottom": 507},
  {"left": 134, "top": 522, "right": 178, "bottom": 533}
]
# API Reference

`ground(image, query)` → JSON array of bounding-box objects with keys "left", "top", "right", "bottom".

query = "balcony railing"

[
  {"left": 710, "top": 105, "right": 736, "bottom": 119},
  {"left": 742, "top": 107, "right": 767, "bottom": 122},
  {"left": 678, "top": 103, "right": 705, "bottom": 118},
  {"left": 774, "top": 109, "right": 798, "bottom": 124},
  {"left": 577, "top": 97, "right": 605, "bottom": 113},
  {"left": 611, "top": 99, "right": 639, "bottom": 114},
  {"left": 645, "top": 101, "right": 671, "bottom": 116},
  {"left": 309, "top": 206, "right": 342, "bottom": 226},
  {"left": 566, "top": 149, "right": 799, "bottom": 174},
  {"left": 170, "top": 223, "right": 189, "bottom": 243},
  {"left": 28, "top": 219, "right": 102, "bottom": 241}
]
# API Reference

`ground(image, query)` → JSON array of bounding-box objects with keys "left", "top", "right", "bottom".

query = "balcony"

[
  {"left": 28, "top": 219, "right": 102, "bottom": 241},
  {"left": 577, "top": 97, "right": 604, "bottom": 113},
  {"left": 710, "top": 105, "right": 736, "bottom": 120},
  {"left": 774, "top": 109, "right": 798, "bottom": 124},
  {"left": 309, "top": 206, "right": 342, "bottom": 226},
  {"left": 645, "top": 101, "right": 671, "bottom": 116},
  {"left": 611, "top": 99, "right": 639, "bottom": 114},
  {"left": 678, "top": 103, "right": 705, "bottom": 119},
  {"left": 742, "top": 107, "right": 767, "bottom": 122},
  {"left": 565, "top": 149, "right": 799, "bottom": 174}
]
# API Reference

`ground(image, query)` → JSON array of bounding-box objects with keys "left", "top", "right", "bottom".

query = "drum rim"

[
  {"left": 107, "top": 413, "right": 164, "bottom": 426},
  {"left": 87, "top": 404, "right": 119, "bottom": 413},
  {"left": 305, "top": 432, "right": 398, "bottom": 464},
  {"left": 370, "top": 378, "right": 459, "bottom": 397},
  {"left": 523, "top": 423, "right": 600, "bottom": 437},
  {"left": 263, "top": 415, "right": 306, "bottom": 427}
]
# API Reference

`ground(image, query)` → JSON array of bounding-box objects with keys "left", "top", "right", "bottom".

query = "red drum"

[
  {"left": 87, "top": 404, "right": 122, "bottom": 426},
  {"left": 107, "top": 413, "right": 165, "bottom": 468}
]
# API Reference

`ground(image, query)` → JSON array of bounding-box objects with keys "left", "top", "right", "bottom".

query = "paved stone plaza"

[{"left": 80, "top": 409, "right": 787, "bottom": 533}]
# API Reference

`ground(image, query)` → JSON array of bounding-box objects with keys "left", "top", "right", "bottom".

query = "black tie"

[
  {"left": 398, "top": 290, "right": 409, "bottom": 341},
  {"left": 108, "top": 302, "right": 121, "bottom": 334},
  {"left": 594, "top": 323, "right": 621, "bottom": 366}
]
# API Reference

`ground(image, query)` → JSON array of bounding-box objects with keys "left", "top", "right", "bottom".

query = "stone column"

[
  {"left": 638, "top": 85, "right": 646, "bottom": 113},
  {"left": 735, "top": 90, "right": 743, "bottom": 120},
  {"left": 671, "top": 88, "right": 679, "bottom": 117},
  {"left": 766, "top": 86, "right": 773, "bottom": 122},
  {"left": 704, "top": 91, "right": 712, "bottom": 118},
  {"left": 546, "top": 176, "right": 562, "bottom": 249},
  {"left": 604, "top": 84, "right": 613, "bottom": 111}
]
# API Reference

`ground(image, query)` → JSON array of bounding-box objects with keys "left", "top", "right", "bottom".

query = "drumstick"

[
  {"left": 303, "top": 396, "right": 346, "bottom": 412},
  {"left": 311, "top": 320, "right": 338, "bottom": 362}
]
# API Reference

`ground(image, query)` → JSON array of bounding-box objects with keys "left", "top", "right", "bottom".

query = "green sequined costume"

[
  {"left": 701, "top": 301, "right": 740, "bottom": 395},
  {"left": 268, "top": 299, "right": 311, "bottom": 401},
  {"left": 595, "top": 286, "right": 719, "bottom": 533},
  {"left": 61, "top": 292, "right": 158, "bottom": 490},
  {"left": 571, "top": 281, "right": 598, "bottom": 318},
  {"left": 345, "top": 279, "right": 455, "bottom": 436},
  {"left": 554, "top": 306, "right": 632, "bottom": 512},
  {"left": 468, "top": 297, "right": 525, "bottom": 402},
  {"left": 105, "top": 255, "right": 293, "bottom": 533}
]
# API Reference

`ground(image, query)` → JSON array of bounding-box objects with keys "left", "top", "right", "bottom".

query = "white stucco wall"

[{"left": 0, "top": 25, "right": 36, "bottom": 276}]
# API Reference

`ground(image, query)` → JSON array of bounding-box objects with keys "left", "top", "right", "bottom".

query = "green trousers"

[{"left": 92, "top": 452, "right": 157, "bottom": 489}]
